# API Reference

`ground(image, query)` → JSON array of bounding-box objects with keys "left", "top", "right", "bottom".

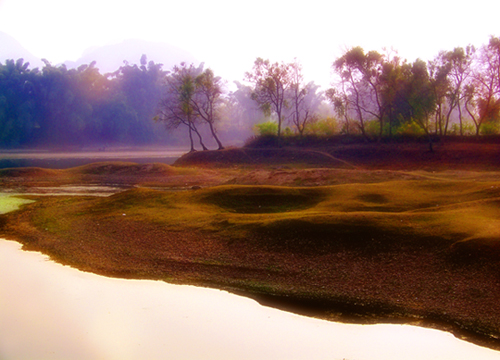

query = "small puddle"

[{"left": 23, "top": 185, "right": 127, "bottom": 196}]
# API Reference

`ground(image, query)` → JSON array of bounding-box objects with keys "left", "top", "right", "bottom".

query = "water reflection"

[{"left": 1, "top": 239, "right": 500, "bottom": 360}]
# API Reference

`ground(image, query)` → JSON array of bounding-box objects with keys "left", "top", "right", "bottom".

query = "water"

[
  {"left": 1, "top": 195, "right": 500, "bottom": 360},
  {"left": 0, "top": 149, "right": 185, "bottom": 169}
]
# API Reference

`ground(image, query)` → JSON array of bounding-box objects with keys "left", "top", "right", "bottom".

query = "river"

[
  {"left": 1, "top": 195, "right": 500, "bottom": 360},
  {"left": 0, "top": 148, "right": 185, "bottom": 169}
]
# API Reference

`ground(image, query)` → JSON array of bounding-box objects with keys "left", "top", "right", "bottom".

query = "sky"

[{"left": 0, "top": 0, "right": 499, "bottom": 89}]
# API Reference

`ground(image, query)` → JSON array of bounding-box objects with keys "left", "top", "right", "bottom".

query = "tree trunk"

[
  {"left": 188, "top": 126, "right": 195, "bottom": 152},
  {"left": 378, "top": 117, "right": 383, "bottom": 141},
  {"left": 444, "top": 103, "right": 454, "bottom": 136},
  {"left": 208, "top": 121, "right": 224, "bottom": 150},
  {"left": 277, "top": 115, "right": 282, "bottom": 138},
  {"left": 191, "top": 124, "right": 208, "bottom": 151},
  {"left": 457, "top": 97, "right": 464, "bottom": 136},
  {"left": 435, "top": 104, "right": 442, "bottom": 136},
  {"left": 298, "top": 125, "right": 304, "bottom": 138},
  {"left": 277, "top": 113, "right": 283, "bottom": 147}
]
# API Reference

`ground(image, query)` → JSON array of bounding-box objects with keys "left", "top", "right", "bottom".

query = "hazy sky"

[{"left": 0, "top": 0, "right": 499, "bottom": 89}]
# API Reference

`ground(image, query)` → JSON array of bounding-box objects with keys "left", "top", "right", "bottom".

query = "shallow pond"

[{"left": 1, "top": 195, "right": 500, "bottom": 360}]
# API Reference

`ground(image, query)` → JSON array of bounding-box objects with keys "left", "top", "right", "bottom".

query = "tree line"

[
  {"left": 326, "top": 37, "right": 500, "bottom": 140},
  {"left": 0, "top": 55, "right": 168, "bottom": 148},
  {"left": 153, "top": 58, "right": 327, "bottom": 151},
  {"left": 1, "top": 36, "right": 500, "bottom": 149}
]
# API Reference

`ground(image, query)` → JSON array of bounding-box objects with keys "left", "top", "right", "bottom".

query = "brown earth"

[
  {"left": 175, "top": 141, "right": 500, "bottom": 171},
  {"left": 2, "top": 141, "right": 500, "bottom": 351},
  {"left": 2, "top": 188, "right": 500, "bottom": 351}
]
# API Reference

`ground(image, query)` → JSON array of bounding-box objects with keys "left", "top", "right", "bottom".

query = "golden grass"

[{"left": 32, "top": 179, "right": 500, "bottom": 253}]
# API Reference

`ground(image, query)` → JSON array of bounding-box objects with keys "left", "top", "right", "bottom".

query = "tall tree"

[
  {"left": 112, "top": 56, "right": 166, "bottom": 144},
  {"left": 430, "top": 46, "right": 475, "bottom": 135},
  {"left": 428, "top": 52, "right": 452, "bottom": 135},
  {"left": 464, "top": 37, "right": 500, "bottom": 135},
  {"left": 287, "top": 59, "right": 322, "bottom": 136},
  {"left": 155, "top": 63, "right": 207, "bottom": 152},
  {"left": 0, "top": 59, "right": 39, "bottom": 146},
  {"left": 402, "top": 59, "right": 437, "bottom": 149},
  {"left": 325, "top": 87, "right": 352, "bottom": 134},
  {"left": 245, "top": 58, "right": 291, "bottom": 140},
  {"left": 192, "top": 68, "right": 225, "bottom": 149},
  {"left": 222, "top": 81, "right": 266, "bottom": 141},
  {"left": 333, "top": 47, "right": 387, "bottom": 139},
  {"left": 379, "top": 54, "right": 408, "bottom": 136},
  {"left": 445, "top": 46, "right": 475, "bottom": 135}
]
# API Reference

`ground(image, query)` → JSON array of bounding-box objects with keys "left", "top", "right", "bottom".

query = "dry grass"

[{"left": 2, "top": 176, "right": 500, "bottom": 349}]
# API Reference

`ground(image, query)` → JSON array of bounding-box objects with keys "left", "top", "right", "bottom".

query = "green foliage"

[
  {"left": 0, "top": 57, "right": 166, "bottom": 148},
  {"left": 394, "top": 119, "right": 426, "bottom": 136},
  {"left": 253, "top": 117, "right": 339, "bottom": 141},
  {"left": 253, "top": 120, "right": 278, "bottom": 136},
  {"left": 480, "top": 121, "right": 500, "bottom": 135},
  {"left": 304, "top": 117, "right": 338, "bottom": 136},
  {"left": 450, "top": 122, "right": 475, "bottom": 136},
  {"left": 246, "top": 58, "right": 292, "bottom": 138},
  {"left": 365, "top": 120, "right": 382, "bottom": 137},
  {"left": 0, "top": 194, "right": 34, "bottom": 214},
  {"left": 3, "top": 34, "right": 500, "bottom": 149},
  {"left": 283, "top": 126, "right": 293, "bottom": 136}
]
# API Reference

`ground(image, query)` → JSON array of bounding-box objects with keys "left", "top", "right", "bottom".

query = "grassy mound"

[{"left": 174, "top": 147, "right": 353, "bottom": 167}]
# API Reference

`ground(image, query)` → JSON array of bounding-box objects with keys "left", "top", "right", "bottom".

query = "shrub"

[
  {"left": 480, "top": 121, "right": 500, "bottom": 135},
  {"left": 305, "top": 117, "right": 338, "bottom": 136},
  {"left": 253, "top": 121, "right": 278, "bottom": 136},
  {"left": 450, "top": 122, "right": 475, "bottom": 136},
  {"left": 283, "top": 126, "right": 293, "bottom": 136},
  {"left": 395, "top": 119, "right": 425, "bottom": 136},
  {"left": 365, "top": 120, "right": 381, "bottom": 137}
]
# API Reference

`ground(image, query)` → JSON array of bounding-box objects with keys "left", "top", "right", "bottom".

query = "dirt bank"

[{"left": 175, "top": 141, "right": 500, "bottom": 171}]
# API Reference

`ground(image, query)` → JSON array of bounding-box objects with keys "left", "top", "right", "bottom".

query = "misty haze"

[{"left": 2, "top": 1, "right": 500, "bottom": 359}]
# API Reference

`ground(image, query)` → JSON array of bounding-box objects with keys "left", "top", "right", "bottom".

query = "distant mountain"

[
  {"left": 64, "top": 39, "right": 198, "bottom": 73},
  {"left": 0, "top": 31, "right": 44, "bottom": 68}
]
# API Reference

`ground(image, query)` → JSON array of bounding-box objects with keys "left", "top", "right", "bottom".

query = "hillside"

[
  {"left": 0, "top": 31, "right": 43, "bottom": 68},
  {"left": 63, "top": 39, "right": 198, "bottom": 73}
]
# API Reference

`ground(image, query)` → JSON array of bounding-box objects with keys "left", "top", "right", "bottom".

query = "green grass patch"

[{"left": 0, "top": 195, "right": 35, "bottom": 214}]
